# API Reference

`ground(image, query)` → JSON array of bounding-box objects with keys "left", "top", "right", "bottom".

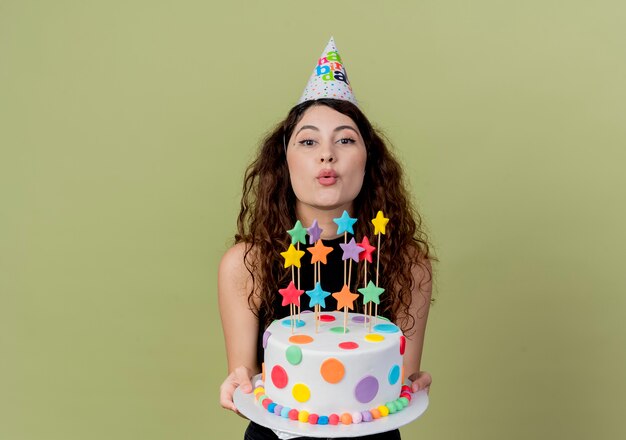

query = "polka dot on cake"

[
  {"left": 286, "top": 345, "right": 302, "bottom": 365},
  {"left": 330, "top": 326, "right": 348, "bottom": 333},
  {"left": 400, "top": 335, "right": 406, "bottom": 354},
  {"left": 352, "top": 315, "right": 369, "bottom": 324},
  {"left": 262, "top": 330, "right": 271, "bottom": 349},
  {"left": 388, "top": 364, "right": 400, "bottom": 385},
  {"left": 320, "top": 358, "right": 345, "bottom": 383},
  {"left": 364, "top": 333, "right": 385, "bottom": 343},
  {"left": 271, "top": 365, "right": 288, "bottom": 389},
  {"left": 354, "top": 375, "right": 379, "bottom": 403},
  {"left": 373, "top": 323, "right": 399, "bottom": 333},
  {"left": 289, "top": 334, "right": 314, "bottom": 344},
  {"left": 292, "top": 383, "right": 311, "bottom": 402},
  {"left": 281, "top": 319, "right": 305, "bottom": 328},
  {"left": 338, "top": 341, "right": 359, "bottom": 350},
  {"left": 318, "top": 314, "right": 336, "bottom": 322}
]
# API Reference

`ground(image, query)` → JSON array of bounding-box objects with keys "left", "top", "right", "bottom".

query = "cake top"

[{"left": 264, "top": 311, "right": 403, "bottom": 356}]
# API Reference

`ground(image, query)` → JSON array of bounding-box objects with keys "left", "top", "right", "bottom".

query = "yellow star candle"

[
  {"left": 371, "top": 210, "right": 389, "bottom": 235},
  {"left": 281, "top": 244, "right": 305, "bottom": 269},
  {"left": 370, "top": 211, "right": 389, "bottom": 326}
]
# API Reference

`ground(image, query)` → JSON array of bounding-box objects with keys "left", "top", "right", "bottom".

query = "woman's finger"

[
  {"left": 219, "top": 379, "right": 238, "bottom": 411},
  {"left": 234, "top": 366, "right": 253, "bottom": 393},
  {"left": 411, "top": 371, "right": 432, "bottom": 393}
]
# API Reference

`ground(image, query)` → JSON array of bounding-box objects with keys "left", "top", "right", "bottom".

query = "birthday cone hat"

[{"left": 298, "top": 37, "right": 357, "bottom": 105}]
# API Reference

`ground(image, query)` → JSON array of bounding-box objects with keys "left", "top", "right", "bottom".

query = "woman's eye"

[
  {"left": 338, "top": 138, "right": 356, "bottom": 144},
  {"left": 298, "top": 139, "right": 316, "bottom": 146}
]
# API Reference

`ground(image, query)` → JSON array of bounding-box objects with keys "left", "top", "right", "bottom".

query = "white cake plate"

[{"left": 233, "top": 374, "right": 429, "bottom": 438}]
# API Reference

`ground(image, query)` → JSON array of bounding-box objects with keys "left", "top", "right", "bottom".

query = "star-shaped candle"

[
  {"left": 339, "top": 237, "right": 363, "bottom": 288},
  {"left": 358, "top": 281, "right": 385, "bottom": 305},
  {"left": 287, "top": 220, "right": 307, "bottom": 245},
  {"left": 333, "top": 284, "right": 359, "bottom": 311},
  {"left": 357, "top": 235, "right": 377, "bottom": 289},
  {"left": 358, "top": 280, "right": 386, "bottom": 332},
  {"left": 333, "top": 210, "right": 358, "bottom": 235},
  {"left": 370, "top": 211, "right": 388, "bottom": 307},
  {"left": 278, "top": 281, "right": 304, "bottom": 307},
  {"left": 307, "top": 219, "right": 323, "bottom": 244},
  {"left": 340, "top": 237, "right": 364, "bottom": 262},
  {"left": 371, "top": 211, "right": 389, "bottom": 235},
  {"left": 280, "top": 244, "right": 305, "bottom": 268},
  {"left": 357, "top": 236, "right": 376, "bottom": 263},
  {"left": 333, "top": 284, "right": 360, "bottom": 333},
  {"left": 308, "top": 240, "right": 333, "bottom": 265},
  {"left": 306, "top": 282, "right": 331, "bottom": 308},
  {"left": 306, "top": 281, "right": 331, "bottom": 333}
]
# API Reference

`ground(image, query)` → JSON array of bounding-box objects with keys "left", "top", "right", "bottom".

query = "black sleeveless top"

[{"left": 255, "top": 236, "right": 387, "bottom": 368}]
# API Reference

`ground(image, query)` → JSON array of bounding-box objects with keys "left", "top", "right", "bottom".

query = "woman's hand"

[
  {"left": 410, "top": 370, "right": 432, "bottom": 394},
  {"left": 219, "top": 365, "right": 254, "bottom": 414}
]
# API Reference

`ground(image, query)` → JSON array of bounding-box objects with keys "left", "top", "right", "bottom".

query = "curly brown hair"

[{"left": 235, "top": 98, "right": 433, "bottom": 334}]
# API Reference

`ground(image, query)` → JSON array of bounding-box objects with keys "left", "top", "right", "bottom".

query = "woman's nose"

[{"left": 320, "top": 144, "right": 335, "bottom": 163}]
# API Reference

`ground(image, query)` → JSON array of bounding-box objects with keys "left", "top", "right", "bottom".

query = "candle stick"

[
  {"left": 357, "top": 236, "right": 376, "bottom": 327},
  {"left": 333, "top": 284, "right": 359, "bottom": 334},
  {"left": 370, "top": 211, "right": 388, "bottom": 325},
  {"left": 278, "top": 281, "right": 304, "bottom": 334},
  {"left": 306, "top": 281, "right": 330, "bottom": 334},
  {"left": 333, "top": 209, "right": 357, "bottom": 294},
  {"left": 307, "top": 239, "right": 332, "bottom": 332},
  {"left": 280, "top": 243, "right": 305, "bottom": 324},
  {"left": 339, "top": 237, "right": 363, "bottom": 331}
]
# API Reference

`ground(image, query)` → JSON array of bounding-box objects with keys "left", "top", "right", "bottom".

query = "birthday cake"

[{"left": 254, "top": 311, "right": 412, "bottom": 425}]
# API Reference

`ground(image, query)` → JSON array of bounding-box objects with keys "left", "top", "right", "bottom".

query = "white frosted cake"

[{"left": 253, "top": 310, "right": 412, "bottom": 425}]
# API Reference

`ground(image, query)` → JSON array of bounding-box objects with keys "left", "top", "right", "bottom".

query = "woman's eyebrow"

[
  {"left": 334, "top": 125, "right": 358, "bottom": 134},
  {"left": 295, "top": 124, "right": 359, "bottom": 136},
  {"left": 295, "top": 125, "right": 319, "bottom": 135}
]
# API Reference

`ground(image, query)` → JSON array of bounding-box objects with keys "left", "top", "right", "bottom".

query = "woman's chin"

[{"left": 303, "top": 199, "right": 352, "bottom": 212}]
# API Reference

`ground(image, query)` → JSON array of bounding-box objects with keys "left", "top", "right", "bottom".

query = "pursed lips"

[{"left": 317, "top": 169, "right": 338, "bottom": 186}]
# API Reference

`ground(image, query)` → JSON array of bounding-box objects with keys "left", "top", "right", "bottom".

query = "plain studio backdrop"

[{"left": 1, "top": 1, "right": 625, "bottom": 439}]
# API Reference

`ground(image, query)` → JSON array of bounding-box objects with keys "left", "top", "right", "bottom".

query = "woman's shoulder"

[{"left": 219, "top": 242, "right": 253, "bottom": 277}]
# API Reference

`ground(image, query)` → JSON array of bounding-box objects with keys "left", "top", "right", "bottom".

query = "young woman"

[{"left": 218, "top": 96, "right": 434, "bottom": 440}]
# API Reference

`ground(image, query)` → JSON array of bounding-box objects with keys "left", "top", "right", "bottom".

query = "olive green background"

[{"left": 2, "top": 1, "right": 625, "bottom": 439}]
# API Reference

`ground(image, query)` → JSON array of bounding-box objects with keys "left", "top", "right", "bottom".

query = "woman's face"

[{"left": 286, "top": 105, "right": 367, "bottom": 215}]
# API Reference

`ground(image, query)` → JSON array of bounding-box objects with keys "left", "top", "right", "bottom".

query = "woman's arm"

[
  {"left": 397, "top": 258, "right": 433, "bottom": 393},
  {"left": 218, "top": 242, "right": 261, "bottom": 413}
]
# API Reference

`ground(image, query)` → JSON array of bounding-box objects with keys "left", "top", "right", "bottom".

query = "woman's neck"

[{"left": 295, "top": 203, "right": 354, "bottom": 240}]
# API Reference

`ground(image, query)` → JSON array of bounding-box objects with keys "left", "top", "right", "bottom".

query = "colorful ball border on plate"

[{"left": 254, "top": 381, "right": 413, "bottom": 426}]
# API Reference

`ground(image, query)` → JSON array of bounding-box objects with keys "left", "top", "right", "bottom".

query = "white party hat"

[{"left": 298, "top": 37, "right": 357, "bottom": 105}]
